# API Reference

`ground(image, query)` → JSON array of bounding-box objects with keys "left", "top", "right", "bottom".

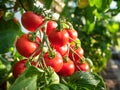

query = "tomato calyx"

[
  {"left": 75, "top": 57, "right": 92, "bottom": 72},
  {"left": 78, "top": 56, "right": 86, "bottom": 63},
  {"left": 57, "top": 20, "right": 69, "bottom": 31},
  {"left": 70, "top": 39, "right": 81, "bottom": 49},
  {"left": 27, "top": 33, "right": 37, "bottom": 42},
  {"left": 48, "top": 50, "right": 56, "bottom": 58},
  {"left": 63, "top": 56, "right": 69, "bottom": 63}
]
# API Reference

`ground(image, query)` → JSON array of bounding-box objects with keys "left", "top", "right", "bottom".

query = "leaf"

[
  {"left": 43, "top": 0, "right": 53, "bottom": 9},
  {"left": 89, "top": 0, "right": 112, "bottom": 10},
  {"left": 84, "top": 6, "right": 95, "bottom": 22},
  {"left": 0, "top": 19, "right": 21, "bottom": 54},
  {"left": 4, "top": 11, "right": 14, "bottom": 21},
  {"left": 89, "top": 0, "right": 95, "bottom": 7},
  {"left": 68, "top": 71, "right": 105, "bottom": 90},
  {"left": 9, "top": 66, "right": 42, "bottom": 90},
  {"left": 0, "top": 55, "right": 12, "bottom": 84},
  {"left": 47, "top": 83, "right": 69, "bottom": 90},
  {"left": 94, "top": 0, "right": 102, "bottom": 9}
]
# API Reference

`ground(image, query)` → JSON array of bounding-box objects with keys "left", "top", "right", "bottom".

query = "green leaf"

[
  {"left": 0, "top": 55, "right": 12, "bottom": 84},
  {"left": 4, "top": 11, "right": 14, "bottom": 21},
  {"left": 89, "top": 0, "right": 95, "bottom": 7},
  {"left": 45, "top": 83, "right": 69, "bottom": 90},
  {"left": 94, "top": 0, "right": 102, "bottom": 9},
  {"left": 0, "top": 19, "right": 21, "bottom": 54},
  {"left": 84, "top": 7, "right": 95, "bottom": 22},
  {"left": 89, "top": 0, "right": 112, "bottom": 10},
  {"left": 9, "top": 66, "right": 42, "bottom": 90},
  {"left": 68, "top": 71, "right": 105, "bottom": 90},
  {"left": 43, "top": 0, "right": 53, "bottom": 9}
]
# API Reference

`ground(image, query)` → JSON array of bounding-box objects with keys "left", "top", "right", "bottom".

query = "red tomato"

[
  {"left": 42, "top": 20, "right": 58, "bottom": 35},
  {"left": 69, "top": 47, "right": 84, "bottom": 62},
  {"left": 58, "top": 59, "right": 75, "bottom": 77},
  {"left": 48, "top": 29, "right": 69, "bottom": 47},
  {"left": 13, "top": 18, "right": 19, "bottom": 24},
  {"left": 21, "top": 11, "right": 44, "bottom": 32},
  {"left": 16, "top": 34, "right": 41, "bottom": 57},
  {"left": 12, "top": 59, "right": 37, "bottom": 78},
  {"left": 75, "top": 62, "right": 89, "bottom": 71},
  {"left": 52, "top": 44, "right": 68, "bottom": 57},
  {"left": 66, "top": 29, "right": 78, "bottom": 43},
  {"left": 44, "top": 51, "right": 63, "bottom": 72}
]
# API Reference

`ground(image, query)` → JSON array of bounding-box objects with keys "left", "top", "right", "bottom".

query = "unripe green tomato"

[{"left": 77, "top": 0, "right": 89, "bottom": 9}]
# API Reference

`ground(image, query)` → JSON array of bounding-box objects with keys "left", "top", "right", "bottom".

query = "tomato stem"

[
  {"left": 60, "top": 77, "right": 68, "bottom": 85},
  {"left": 57, "top": 20, "right": 69, "bottom": 31},
  {"left": 69, "top": 46, "right": 83, "bottom": 60},
  {"left": 18, "top": 0, "right": 28, "bottom": 11},
  {"left": 66, "top": 21, "right": 74, "bottom": 29}
]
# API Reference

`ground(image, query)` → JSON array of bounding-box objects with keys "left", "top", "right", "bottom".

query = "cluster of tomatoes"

[{"left": 12, "top": 11, "right": 90, "bottom": 79}]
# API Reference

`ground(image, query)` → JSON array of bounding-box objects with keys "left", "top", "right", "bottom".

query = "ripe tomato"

[
  {"left": 75, "top": 62, "right": 89, "bottom": 71},
  {"left": 69, "top": 47, "right": 84, "bottom": 62},
  {"left": 58, "top": 59, "right": 75, "bottom": 77},
  {"left": 43, "top": 51, "right": 63, "bottom": 72},
  {"left": 21, "top": 11, "right": 44, "bottom": 32},
  {"left": 51, "top": 44, "right": 68, "bottom": 57},
  {"left": 12, "top": 59, "right": 37, "bottom": 78},
  {"left": 66, "top": 29, "right": 78, "bottom": 43},
  {"left": 42, "top": 20, "right": 58, "bottom": 35},
  {"left": 13, "top": 18, "right": 19, "bottom": 24},
  {"left": 48, "top": 29, "right": 69, "bottom": 47},
  {"left": 16, "top": 34, "right": 41, "bottom": 57}
]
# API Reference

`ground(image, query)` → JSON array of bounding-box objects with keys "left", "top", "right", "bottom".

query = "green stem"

[{"left": 60, "top": 77, "right": 68, "bottom": 85}]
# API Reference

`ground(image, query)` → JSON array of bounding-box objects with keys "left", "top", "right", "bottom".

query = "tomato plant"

[
  {"left": 69, "top": 46, "right": 84, "bottom": 62},
  {"left": 16, "top": 34, "right": 41, "bottom": 58},
  {"left": 21, "top": 11, "right": 44, "bottom": 32},
  {"left": 48, "top": 29, "right": 69, "bottom": 47},
  {"left": 58, "top": 58, "right": 75, "bottom": 77},
  {"left": 43, "top": 51, "right": 63, "bottom": 72},
  {"left": 66, "top": 28, "right": 78, "bottom": 43},
  {"left": 12, "top": 59, "right": 37, "bottom": 79},
  {"left": 51, "top": 44, "right": 68, "bottom": 57},
  {"left": 45, "top": 20, "right": 58, "bottom": 35},
  {"left": 75, "top": 61, "right": 90, "bottom": 72},
  {"left": 0, "top": 0, "right": 119, "bottom": 90}
]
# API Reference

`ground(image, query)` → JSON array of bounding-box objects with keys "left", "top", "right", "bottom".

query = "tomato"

[
  {"left": 48, "top": 29, "right": 69, "bottom": 47},
  {"left": 69, "top": 47, "right": 84, "bottom": 62},
  {"left": 77, "top": 0, "right": 89, "bottom": 9},
  {"left": 75, "top": 62, "right": 89, "bottom": 71},
  {"left": 66, "top": 29, "right": 78, "bottom": 43},
  {"left": 42, "top": 20, "right": 58, "bottom": 35},
  {"left": 51, "top": 44, "right": 68, "bottom": 57},
  {"left": 16, "top": 34, "right": 41, "bottom": 57},
  {"left": 12, "top": 59, "right": 37, "bottom": 78},
  {"left": 21, "top": 11, "right": 44, "bottom": 32},
  {"left": 43, "top": 51, "right": 63, "bottom": 72},
  {"left": 13, "top": 18, "right": 19, "bottom": 24},
  {"left": 58, "top": 59, "right": 75, "bottom": 77}
]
